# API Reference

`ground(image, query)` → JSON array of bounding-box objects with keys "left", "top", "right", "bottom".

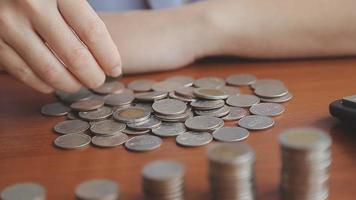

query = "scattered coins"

[
  {"left": 238, "top": 115, "right": 275, "bottom": 130},
  {"left": 54, "top": 119, "right": 90, "bottom": 135},
  {"left": 75, "top": 179, "right": 119, "bottom": 200},
  {"left": 125, "top": 135, "right": 162, "bottom": 152},
  {"left": 212, "top": 127, "right": 249, "bottom": 142},
  {"left": 152, "top": 122, "right": 186, "bottom": 137},
  {"left": 185, "top": 116, "right": 224, "bottom": 132},
  {"left": 250, "top": 103, "right": 285, "bottom": 116},
  {"left": 54, "top": 133, "right": 91, "bottom": 149},
  {"left": 176, "top": 131, "right": 213, "bottom": 147},
  {"left": 1, "top": 182, "right": 46, "bottom": 200},
  {"left": 92, "top": 133, "right": 129, "bottom": 148},
  {"left": 90, "top": 120, "right": 126, "bottom": 136},
  {"left": 41, "top": 102, "right": 70, "bottom": 116}
]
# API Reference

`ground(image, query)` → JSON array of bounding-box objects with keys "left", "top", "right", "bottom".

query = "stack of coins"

[
  {"left": 142, "top": 160, "right": 185, "bottom": 200},
  {"left": 208, "top": 143, "right": 256, "bottom": 200},
  {"left": 75, "top": 179, "right": 120, "bottom": 200},
  {"left": 279, "top": 128, "right": 332, "bottom": 200}
]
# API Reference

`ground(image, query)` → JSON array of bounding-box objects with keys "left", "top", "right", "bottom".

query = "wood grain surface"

[{"left": 0, "top": 58, "right": 356, "bottom": 200}]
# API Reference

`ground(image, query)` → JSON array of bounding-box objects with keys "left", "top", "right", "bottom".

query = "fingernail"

[{"left": 110, "top": 66, "right": 122, "bottom": 77}]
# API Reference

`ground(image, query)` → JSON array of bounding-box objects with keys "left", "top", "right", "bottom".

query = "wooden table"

[{"left": 1, "top": 58, "right": 356, "bottom": 200}]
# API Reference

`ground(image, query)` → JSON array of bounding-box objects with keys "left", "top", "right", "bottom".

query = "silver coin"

[
  {"left": 185, "top": 116, "right": 224, "bottom": 132},
  {"left": 226, "top": 94, "right": 260, "bottom": 108},
  {"left": 165, "top": 75, "right": 194, "bottom": 87},
  {"left": 128, "top": 79, "right": 156, "bottom": 92},
  {"left": 54, "top": 133, "right": 91, "bottom": 149},
  {"left": 260, "top": 92, "right": 293, "bottom": 103},
  {"left": 67, "top": 111, "right": 79, "bottom": 120},
  {"left": 193, "top": 88, "right": 228, "bottom": 100},
  {"left": 41, "top": 102, "right": 71, "bottom": 116},
  {"left": 250, "top": 79, "right": 285, "bottom": 89},
  {"left": 169, "top": 91, "right": 195, "bottom": 102},
  {"left": 194, "top": 77, "right": 225, "bottom": 88},
  {"left": 154, "top": 109, "right": 193, "bottom": 122},
  {"left": 78, "top": 106, "right": 113, "bottom": 121},
  {"left": 1, "top": 182, "right": 45, "bottom": 200},
  {"left": 142, "top": 160, "right": 185, "bottom": 181},
  {"left": 175, "top": 87, "right": 195, "bottom": 99},
  {"left": 152, "top": 122, "right": 186, "bottom": 137},
  {"left": 133, "top": 102, "right": 153, "bottom": 112},
  {"left": 152, "top": 81, "right": 183, "bottom": 92},
  {"left": 250, "top": 103, "right": 285, "bottom": 116},
  {"left": 113, "top": 107, "right": 151, "bottom": 123},
  {"left": 219, "top": 85, "right": 240, "bottom": 96},
  {"left": 226, "top": 74, "right": 257, "bottom": 86},
  {"left": 104, "top": 89, "right": 135, "bottom": 106},
  {"left": 127, "top": 116, "right": 162, "bottom": 131},
  {"left": 254, "top": 84, "right": 289, "bottom": 98},
  {"left": 222, "top": 107, "right": 248, "bottom": 121},
  {"left": 92, "top": 133, "right": 129, "bottom": 148},
  {"left": 122, "top": 128, "right": 150, "bottom": 135},
  {"left": 92, "top": 81, "right": 125, "bottom": 94},
  {"left": 152, "top": 99, "right": 187, "bottom": 116},
  {"left": 70, "top": 99, "right": 104, "bottom": 111},
  {"left": 212, "top": 127, "right": 249, "bottom": 142},
  {"left": 190, "top": 99, "right": 225, "bottom": 110},
  {"left": 75, "top": 179, "right": 119, "bottom": 200},
  {"left": 194, "top": 105, "right": 230, "bottom": 118},
  {"left": 90, "top": 120, "right": 126, "bottom": 136},
  {"left": 135, "top": 91, "right": 168, "bottom": 102},
  {"left": 176, "top": 131, "right": 213, "bottom": 147},
  {"left": 125, "top": 135, "right": 162, "bottom": 152},
  {"left": 54, "top": 119, "right": 90, "bottom": 134},
  {"left": 55, "top": 87, "right": 92, "bottom": 103},
  {"left": 238, "top": 115, "right": 275, "bottom": 130},
  {"left": 207, "top": 143, "right": 255, "bottom": 164}
]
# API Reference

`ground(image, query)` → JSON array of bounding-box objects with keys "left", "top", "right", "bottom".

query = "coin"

[
  {"left": 169, "top": 91, "right": 195, "bottom": 102},
  {"left": 133, "top": 102, "right": 153, "bottom": 112},
  {"left": 127, "top": 116, "right": 162, "bottom": 131},
  {"left": 190, "top": 99, "right": 225, "bottom": 110},
  {"left": 1, "top": 182, "right": 46, "bottom": 200},
  {"left": 222, "top": 107, "right": 248, "bottom": 121},
  {"left": 90, "top": 120, "right": 126, "bottom": 136},
  {"left": 260, "top": 92, "right": 293, "bottom": 103},
  {"left": 176, "top": 131, "right": 213, "bottom": 147},
  {"left": 128, "top": 79, "right": 156, "bottom": 92},
  {"left": 91, "top": 133, "right": 129, "bottom": 148},
  {"left": 122, "top": 128, "right": 150, "bottom": 135},
  {"left": 219, "top": 85, "right": 240, "bottom": 96},
  {"left": 55, "top": 87, "right": 93, "bottom": 103},
  {"left": 250, "top": 103, "right": 285, "bottom": 116},
  {"left": 78, "top": 106, "right": 113, "bottom": 121},
  {"left": 54, "top": 133, "right": 91, "bottom": 149},
  {"left": 104, "top": 89, "right": 135, "bottom": 106},
  {"left": 226, "top": 94, "right": 260, "bottom": 108},
  {"left": 142, "top": 160, "right": 185, "bottom": 181},
  {"left": 165, "top": 75, "right": 194, "bottom": 87},
  {"left": 67, "top": 111, "right": 79, "bottom": 120},
  {"left": 135, "top": 91, "right": 168, "bottom": 102},
  {"left": 41, "top": 102, "right": 70, "bottom": 116},
  {"left": 154, "top": 109, "right": 193, "bottom": 122},
  {"left": 125, "top": 135, "right": 162, "bottom": 151},
  {"left": 54, "top": 119, "right": 90, "bottom": 134},
  {"left": 212, "top": 127, "right": 249, "bottom": 142},
  {"left": 185, "top": 116, "right": 224, "bottom": 132},
  {"left": 152, "top": 122, "right": 186, "bottom": 137},
  {"left": 175, "top": 87, "right": 195, "bottom": 99},
  {"left": 226, "top": 74, "right": 257, "bottom": 86},
  {"left": 194, "top": 77, "right": 225, "bottom": 88},
  {"left": 70, "top": 99, "right": 104, "bottom": 111},
  {"left": 193, "top": 88, "right": 228, "bottom": 100},
  {"left": 250, "top": 79, "right": 285, "bottom": 89},
  {"left": 92, "top": 81, "right": 125, "bottom": 94},
  {"left": 152, "top": 99, "right": 187, "bottom": 116},
  {"left": 254, "top": 84, "right": 289, "bottom": 98},
  {"left": 194, "top": 105, "right": 230, "bottom": 118},
  {"left": 75, "top": 179, "right": 119, "bottom": 200},
  {"left": 113, "top": 107, "right": 151, "bottom": 123},
  {"left": 152, "top": 81, "right": 183, "bottom": 92},
  {"left": 238, "top": 115, "right": 275, "bottom": 130}
]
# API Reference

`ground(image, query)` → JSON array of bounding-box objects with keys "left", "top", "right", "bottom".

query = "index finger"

[{"left": 58, "top": 0, "right": 122, "bottom": 77}]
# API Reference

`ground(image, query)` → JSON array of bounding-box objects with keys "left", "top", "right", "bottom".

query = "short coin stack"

[
  {"left": 208, "top": 143, "right": 256, "bottom": 200},
  {"left": 75, "top": 179, "right": 120, "bottom": 200},
  {"left": 142, "top": 160, "right": 185, "bottom": 200},
  {"left": 41, "top": 73, "right": 292, "bottom": 151},
  {"left": 279, "top": 128, "right": 332, "bottom": 200}
]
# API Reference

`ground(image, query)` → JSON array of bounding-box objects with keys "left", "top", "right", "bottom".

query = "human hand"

[{"left": 0, "top": 0, "right": 122, "bottom": 93}]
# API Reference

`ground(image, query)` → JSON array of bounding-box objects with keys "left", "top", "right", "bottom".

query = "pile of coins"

[
  {"left": 40, "top": 74, "right": 292, "bottom": 151},
  {"left": 279, "top": 128, "right": 332, "bottom": 200},
  {"left": 142, "top": 160, "right": 185, "bottom": 200},
  {"left": 208, "top": 143, "right": 256, "bottom": 200}
]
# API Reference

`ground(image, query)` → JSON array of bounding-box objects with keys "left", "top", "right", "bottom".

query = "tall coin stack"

[
  {"left": 142, "top": 160, "right": 185, "bottom": 200},
  {"left": 279, "top": 128, "right": 332, "bottom": 200},
  {"left": 208, "top": 143, "right": 256, "bottom": 200}
]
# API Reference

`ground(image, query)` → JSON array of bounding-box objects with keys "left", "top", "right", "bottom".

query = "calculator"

[{"left": 329, "top": 95, "right": 356, "bottom": 125}]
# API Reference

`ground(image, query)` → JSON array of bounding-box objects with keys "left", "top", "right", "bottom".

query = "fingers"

[
  {"left": 1, "top": 19, "right": 82, "bottom": 93},
  {"left": 28, "top": 3, "right": 106, "bottom": 89},
  {"left": 0, "top": 39, "right": 53, "bottom": 93},
  {"left": 58, "top": 0, "right": 122, "bottom": 77}
]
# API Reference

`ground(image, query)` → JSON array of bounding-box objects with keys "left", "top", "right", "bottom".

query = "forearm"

[{"left": 197, "top": 0, "right": 356, "bottom": 58}]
